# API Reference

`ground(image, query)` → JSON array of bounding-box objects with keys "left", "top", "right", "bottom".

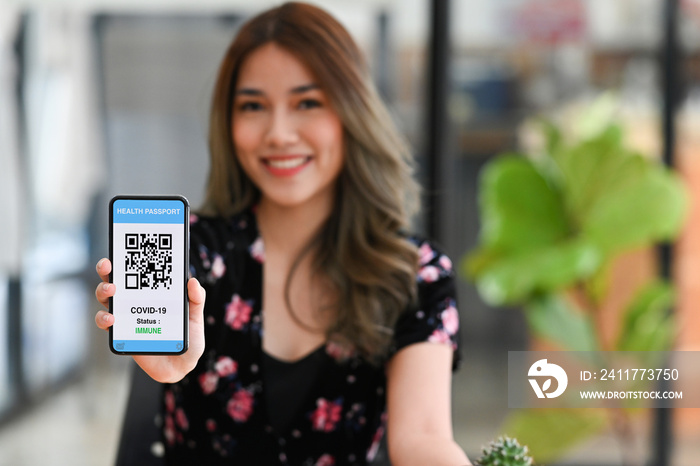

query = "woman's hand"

[{"left": 94, "top": 258, "right": 206, "bottom": 383}]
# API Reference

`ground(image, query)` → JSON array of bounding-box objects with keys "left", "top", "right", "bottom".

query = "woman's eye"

[
  {"left": 238, "top": 101, "right": 264, "bottom": 111},
  {"left": 298, "top": 99, "right": 322, "bottom": 110}
]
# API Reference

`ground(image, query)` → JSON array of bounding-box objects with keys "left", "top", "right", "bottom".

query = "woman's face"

[{"left": 232, "top": 43, "right": 344, "bottom": 211}]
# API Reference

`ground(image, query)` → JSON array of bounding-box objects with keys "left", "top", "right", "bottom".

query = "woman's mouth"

[{"left": 262, "top": 156, "right": 312, "bottom": 177}]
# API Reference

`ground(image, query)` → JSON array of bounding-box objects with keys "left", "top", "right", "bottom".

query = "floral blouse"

[{"left": 162, "top": 209, "right": 460, "bottom": 465}]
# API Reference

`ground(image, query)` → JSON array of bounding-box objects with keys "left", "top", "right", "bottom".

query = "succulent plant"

[{"left": 476, "top": 436, "right": 534, "bottom": 466}]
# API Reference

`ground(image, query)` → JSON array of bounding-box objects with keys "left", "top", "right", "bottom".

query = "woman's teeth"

[{"left": 266, "top": 157, "right": 308, "bottom": 169}]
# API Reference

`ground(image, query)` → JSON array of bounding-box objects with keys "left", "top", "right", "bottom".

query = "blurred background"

[{"left": 0, "top": 0, "right": 699, "bottom": 464}]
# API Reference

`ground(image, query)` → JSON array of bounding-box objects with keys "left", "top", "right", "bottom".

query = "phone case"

[{"left": 108, "top": 195, "right": 190, "bottom": 355}]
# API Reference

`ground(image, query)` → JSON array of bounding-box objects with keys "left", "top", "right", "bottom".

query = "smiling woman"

[
  {"left": 203, "top": 1, "right": 425, "bottom": 365},
  {"left": 94, "top": 2, "right": 469, "bottom": 465}
]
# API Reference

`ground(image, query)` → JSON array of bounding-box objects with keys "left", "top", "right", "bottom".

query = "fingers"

[
  {"left": 95, "top": 258, "right": 115, "bottom": 308},
  {"left": 96, "top": 258, "right": 112, "bottom": 283},
  {"left": 95, "top": 310, "right": 114, "bottom": 330},
  {"left": 95, "top": 282, "right": 115, "bottom": 307},
  {"left": 95, "top": 260, "right": 114, "bottom": 332},
  {"left": 187, "top": 278, "right": 206, "bottom": 324}
]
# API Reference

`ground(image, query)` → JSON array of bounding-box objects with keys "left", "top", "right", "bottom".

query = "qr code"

[{"left": 124, "top": 233, "right": 173, "bottom": 290}]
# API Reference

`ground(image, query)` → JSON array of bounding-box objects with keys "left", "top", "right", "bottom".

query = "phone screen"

[{"left": 109, "top": 196, "right": 189, "bottom": 354}]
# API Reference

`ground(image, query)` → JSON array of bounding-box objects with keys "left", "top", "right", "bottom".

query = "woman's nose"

[{"left": 265, "top": 108, "right": 300, "bottom": 147}]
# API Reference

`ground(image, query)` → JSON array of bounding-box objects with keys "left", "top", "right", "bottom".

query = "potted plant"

[
  {"left": 477, "top": 436, "right": 534, "bottom": 466},
  {"left": 464, "top": 95, "right": 688, "bottom": 465}
]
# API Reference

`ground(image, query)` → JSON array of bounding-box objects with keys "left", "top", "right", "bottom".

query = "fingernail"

[
  {"left": 97, "top": 258, "right": 105, "bottom": 269},
  {"left": 103, "top": 314, "right": 111, "bottom": 322},
  {"left": 102, "top": 283, "right": 110, "bottom": 291}
]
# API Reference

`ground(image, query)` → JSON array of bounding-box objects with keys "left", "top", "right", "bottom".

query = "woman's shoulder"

[
  {"left": 391, "top": 234, "right": 460, "bottom": 368},
  {"left": 404, "top": 234, "right": 455, "bottom": 285}
]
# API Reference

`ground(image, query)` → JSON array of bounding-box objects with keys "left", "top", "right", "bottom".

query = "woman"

[{"left": 95, "top": 3, "right": 470, "bottom": 465}]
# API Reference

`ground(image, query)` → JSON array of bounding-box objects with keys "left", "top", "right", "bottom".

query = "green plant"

[
  {"left": 476, "top": 436, "right": 534, "bottom": 466},
  {"left": 464, "top": 96, "right": 687, "bottom": 465}
]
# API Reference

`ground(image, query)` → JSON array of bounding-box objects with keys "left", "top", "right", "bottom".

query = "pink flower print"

[
  {"left": 418, "top": 243, "right": 435, "bottom": 265},
  {"left": 198, "top": 371, "right": 219, "bottom": 395},
  {"left": 311, "top": 398, "right": 343, "bottom": 432},
  {"left": 366, "top": 414, "right": 386, "bottom": 461},
  {"left": 442, "top": 305, "right": 459, "bottom": 336},
  {"left": 418, "top": 265, "right": 440, "bottom": 283},
  {"left": 428, "top": 328, "right": 452, "bottom": 346},
  {"left": 206, "top": 419, "right": 217, "bottom": 432},
  {"left": 225, "top": 294, "right": 253, "bottom": 331},
  {"left": 249, "top": 236, "right": 265, "bottom": 263},
  {"left": 325, "top": 341, "right": 356, "bottom": 362},
  {"left": 164, "top": 389, "right": 175, "bottom": 413},
  {"left": 315, "top": 454, "right": 336, "bottom": 466},
  {"left": 175, "top": 408, "right": 189, "bottom": 431},
  {"left": 215, "top": 356, "right": 238, "bottom": 378},
  {"left": 199, "top": 245, "right": 211, "bottom": 269},
  {"left": 439, "top": 254, "right": 453, "bottom": 272},
  {"left": 211, "top": 254, "right": 226, "bottom": 279},
  {"left": 227, "top": 389, "right": 254, "bottom": 423},
  {"left": 366, "top": 426, "right": 384, "bottom": 461},
  {"left": 164, "top": 414, "right": 176, "bottom": 446}
]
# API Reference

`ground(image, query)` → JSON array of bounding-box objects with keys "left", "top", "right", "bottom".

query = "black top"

[
  {"left": 162, "top": 209, "right": 460, "bottom": 465},
  {"left": 262, "top": 346, "right": 328, "bottom": 434}
]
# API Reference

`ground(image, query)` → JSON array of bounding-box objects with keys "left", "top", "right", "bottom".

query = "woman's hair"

[{"left": 202, "top": 2, "right": 420, "bottom": 362}]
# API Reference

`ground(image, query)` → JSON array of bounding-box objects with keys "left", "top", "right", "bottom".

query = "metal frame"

[
  {"left": 654, "top": 0, "right": 680, "bottom": 465},
  {"left": 426, "top": 0, "right": 450, "bottom": 242},
  {"left": 2, "top": 14, "right": 28, "bottom": 426}
]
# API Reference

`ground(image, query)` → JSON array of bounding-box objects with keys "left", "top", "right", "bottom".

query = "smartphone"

[{"left": 109, "top": 195, "right": 189, "bottom": 355}]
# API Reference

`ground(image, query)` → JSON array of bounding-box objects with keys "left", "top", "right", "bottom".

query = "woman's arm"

[{"left": 386, "top": 342, "right": 471, "bottom": 466}]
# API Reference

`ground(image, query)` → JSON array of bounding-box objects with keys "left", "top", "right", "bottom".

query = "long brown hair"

[{"left": 202, "top": 2, "right": 420, "bottom": 362}]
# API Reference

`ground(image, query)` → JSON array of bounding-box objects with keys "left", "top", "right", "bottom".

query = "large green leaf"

[
  {"left": 501, "top": 409, "right": 608, "bottom": 463},
  {"left": 525, "top": 294, "right": 599, "bottom": 352},
  {"left": 555, "top": 126, "right": 635, "bottom": 226},
  {"left": 470, "top": 239, "right": 601, "bottom": 306},
  {"left": 478, "top": 155, "right": 570, "bottom": 253},
  {"left": 551, "top": 124, "right": 687, "bottom": 256},
  {"left": 582, "top": 166, "right": 687, "bottom": 255},
  {"left": 616, "top": 280, "right": 676, "bottom": 352}
]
